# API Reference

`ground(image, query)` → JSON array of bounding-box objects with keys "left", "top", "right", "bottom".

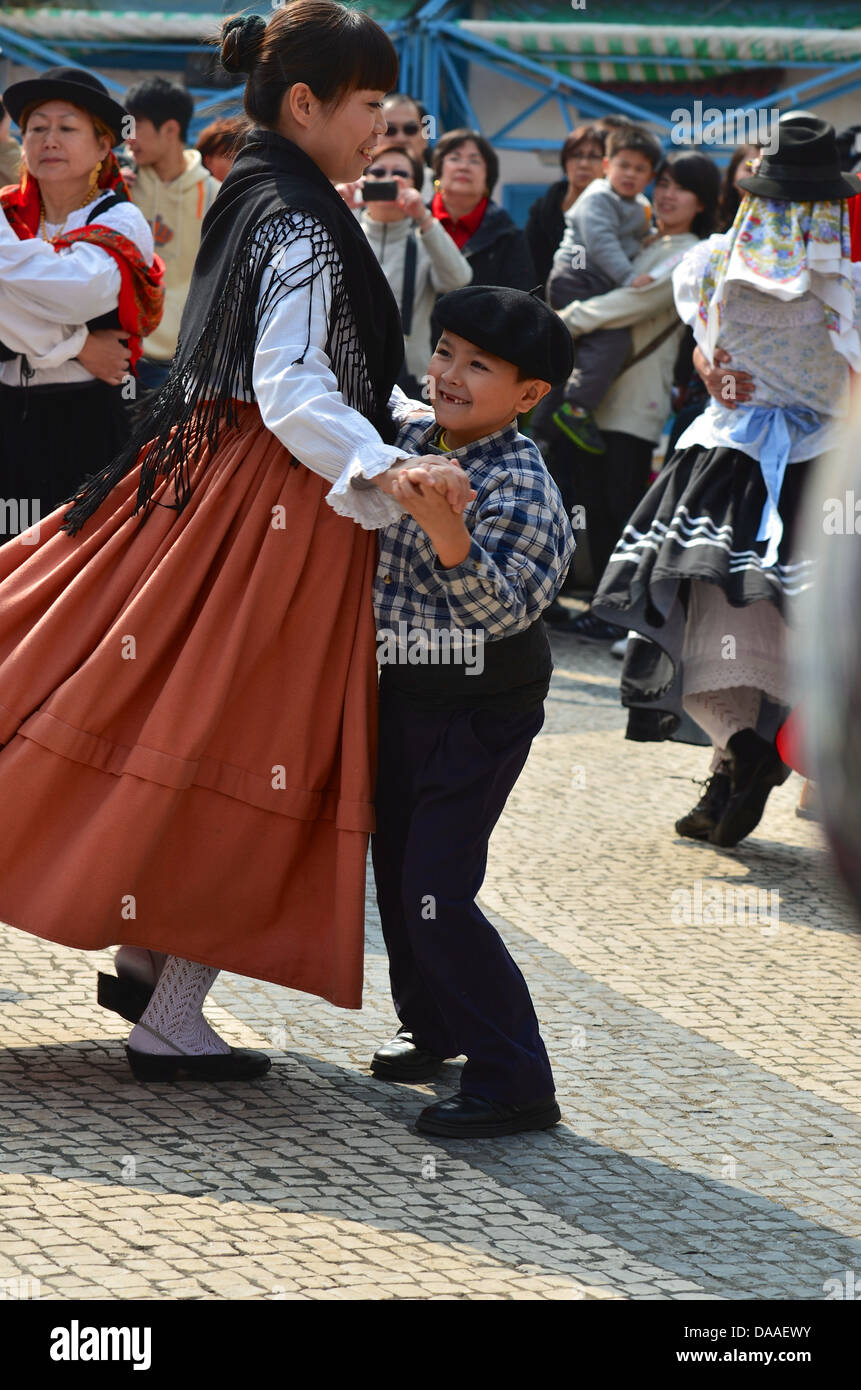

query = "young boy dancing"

[
  {"left": 544, "top": 123, "right": 662, "bottom": 454},
  {"left": 369, "top": 285, "right": 576, "bottom": 1137}
]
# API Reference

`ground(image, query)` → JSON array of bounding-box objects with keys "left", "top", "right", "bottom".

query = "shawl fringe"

[{"left": 61, "top": 208, "right": 340, "bottom": 536}]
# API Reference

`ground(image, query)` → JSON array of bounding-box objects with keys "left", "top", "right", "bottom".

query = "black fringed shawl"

[{"left": 62, "top": 129, "right": 405, "bottom": 535}]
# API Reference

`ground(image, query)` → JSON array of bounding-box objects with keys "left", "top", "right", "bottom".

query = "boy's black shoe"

[
  {"left": 415, "top": 1091, "right": 561, "bottom": 1137},
  {"left": 675, "top": 766, "right": 732, "bottom": 841},
  {"left": 709, "top": 729, "right": 792, "bottom": 847},
  {"left": 562, "top": 610, "right": 625, "bottom": 643},
  {"left": 551, "top": 403, "right": 606, "bottom": 454},
  {"left": 370, "top": 1030, "right": 445, "bottom": 1082}
]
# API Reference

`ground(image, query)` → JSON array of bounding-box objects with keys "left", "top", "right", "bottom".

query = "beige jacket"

[
  {"left": 131, "top": 149, "right": 219, "bottom": 361},
  {"left": 559, "top": 231, "right": 698, "bottom": 443},
  {"left": 0, "top": 135, "right": 21, "bottom": 188}
]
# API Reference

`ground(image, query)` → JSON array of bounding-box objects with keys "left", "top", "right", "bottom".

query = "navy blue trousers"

[{"left": 372, "top": 686, "right": 555, "bottom": 1104}]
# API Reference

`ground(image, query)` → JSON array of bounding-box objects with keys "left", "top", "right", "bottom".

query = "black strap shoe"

[
  {"left": 97, "top": 971, "right": 155, "bottom": 1024},
  {"left": 675, "top": 767, "right": 732, "bottom": 840},
  {"left": 125, "top": 1022, "right": 271, "bottom": 1082},
  {"left": 415, "top": 1091, "right": 561, "bottom": 1137},
  {"left": 370, "top": 1030, "right": 445, "bottom": 1082},
  {"left": 710, "top": 729, "right": 792, "bottom": 847}
]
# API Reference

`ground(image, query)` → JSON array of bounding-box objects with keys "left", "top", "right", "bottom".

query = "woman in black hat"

[
  {"left": 0, "top": 66, "right": 163, "bottom": 543},
  {"left": 590, "top": 116, "right": 861, "bottom": 847}
]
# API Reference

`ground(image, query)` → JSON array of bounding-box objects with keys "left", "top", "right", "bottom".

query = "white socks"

[{"left": 128, "top": 955, "right": 230, "bottom": 1056}]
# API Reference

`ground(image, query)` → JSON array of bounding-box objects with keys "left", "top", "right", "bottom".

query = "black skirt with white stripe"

[{"left": 591, "top": 444, "right": 817, "bottom": 744}]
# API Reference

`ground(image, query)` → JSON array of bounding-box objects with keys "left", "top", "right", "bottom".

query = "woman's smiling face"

[
  {"left": 653, "top": 169, "right": 703, "bottom": 234},
  {"left": 295, "top": 86, "right": 389, "bottom": 184}
]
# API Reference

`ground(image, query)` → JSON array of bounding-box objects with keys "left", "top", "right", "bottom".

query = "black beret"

[{"left": 434, "top": 284, "right": 574, "bottom": 386}]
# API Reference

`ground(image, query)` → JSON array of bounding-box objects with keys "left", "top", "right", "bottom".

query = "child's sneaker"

[{"left": 551, "top": 403, "right": 606, "bottom": 454}]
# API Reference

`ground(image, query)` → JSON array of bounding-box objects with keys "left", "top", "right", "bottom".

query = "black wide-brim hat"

[
  {"left": 737, "top": 115, "right": 861, "bottom": 202},
  {"left": 3, "top": 66, "right": 127, "bottom": 146},
  {"left": 435, "top": 285, "right": 575, "bottom": 386}
]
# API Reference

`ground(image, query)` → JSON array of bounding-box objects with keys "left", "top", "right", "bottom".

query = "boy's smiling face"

[{"left": 428, "top": 331, "right": 550, "bottom": 448}]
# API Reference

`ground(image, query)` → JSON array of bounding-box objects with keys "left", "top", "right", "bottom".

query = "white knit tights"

[{"left": 128, "top": 955, "right": 230, "bottom": 1056}]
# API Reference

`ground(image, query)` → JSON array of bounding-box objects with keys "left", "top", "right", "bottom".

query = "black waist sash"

[{"left": 379, "top": 617, "right": 552, "bottom": 712}]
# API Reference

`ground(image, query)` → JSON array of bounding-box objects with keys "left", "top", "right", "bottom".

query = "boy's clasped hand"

[
  {"left": 394, "top": 457, "right": 476, "bottom": 513},
  {"left": 390, "top": 459, "right": 476, "bottom": 569}
]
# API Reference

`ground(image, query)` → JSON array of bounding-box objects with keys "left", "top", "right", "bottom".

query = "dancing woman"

[
  {"left": 0, "top": 1, "right": 468, "bottom": 1079},
  {"left": 592, "top": 118, "right": 861, "bottom": 846}
]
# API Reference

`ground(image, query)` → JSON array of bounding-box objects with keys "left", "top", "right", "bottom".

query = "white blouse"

[
  {"left": 249, "top": 230, "right": 416, "bottom": 528},
  {"left": 0, "top": 192, "right": 154, "bottom": 387}
]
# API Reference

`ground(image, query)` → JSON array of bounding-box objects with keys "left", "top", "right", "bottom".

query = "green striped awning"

[{"left": 461, "top": 22, "right": 861, "bottom": 84}]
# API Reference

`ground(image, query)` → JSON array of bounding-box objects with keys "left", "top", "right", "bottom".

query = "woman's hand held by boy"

[{"left": 693, "top": 344, "right": 754, "bottom": 409}]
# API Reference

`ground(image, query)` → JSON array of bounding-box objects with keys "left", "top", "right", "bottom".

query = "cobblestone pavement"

[{"left": 1, "top": 617, "right": 859, "bottom": 1301}]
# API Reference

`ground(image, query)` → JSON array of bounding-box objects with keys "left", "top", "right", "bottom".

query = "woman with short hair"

[
  {"left": 195, "top": 114, "right": 251, "bottom": 182},
  {"left": 429, "top": 128, "right": 535, "bottom": 292}
]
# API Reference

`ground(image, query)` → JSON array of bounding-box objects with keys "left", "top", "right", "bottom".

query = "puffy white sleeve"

[
  {"left": 0, "top": 197, "right": 154, "bottom": 365},
  {"left": 672, "top": 233, "right": 728, "bottom": 346},
  {"left": 0, "top": 204, "right": 121, "bottom": 323},
  {"left": 252, "top": 227, "right": 412, "bottom": 529},
  {"left": 388, "top": 381, "right": 435, "bottom": 426}
]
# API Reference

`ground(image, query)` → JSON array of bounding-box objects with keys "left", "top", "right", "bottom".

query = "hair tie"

[{"left": 221, "top": 13, "right": 267, "bottom": 75}]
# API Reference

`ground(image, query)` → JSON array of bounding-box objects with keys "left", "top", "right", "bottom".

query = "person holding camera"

[{"left": 358, "top": 142, "right": 471, "bottom": 396}]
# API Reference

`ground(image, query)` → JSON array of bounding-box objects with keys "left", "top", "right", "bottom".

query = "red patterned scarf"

[{"left": 0, "top": 151, "right": 164, "bottom": 368}]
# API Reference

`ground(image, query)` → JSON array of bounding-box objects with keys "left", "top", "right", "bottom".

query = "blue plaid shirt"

[{"left": 375, "top": 411, "right": 575, "bottom": 641}]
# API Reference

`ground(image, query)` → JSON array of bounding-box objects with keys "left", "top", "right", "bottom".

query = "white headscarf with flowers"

[{"left": 697, "top": 193, "right": 860, "bottom": 371}]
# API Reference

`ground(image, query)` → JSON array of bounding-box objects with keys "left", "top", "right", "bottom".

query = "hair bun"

[{"left": 220, "top": 14, "right": 267, "bottom": 75}]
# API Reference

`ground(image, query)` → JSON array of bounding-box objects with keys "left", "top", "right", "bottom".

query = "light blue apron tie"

[{"left": 726, "top": 404, "right": 820, "bottom": 569}]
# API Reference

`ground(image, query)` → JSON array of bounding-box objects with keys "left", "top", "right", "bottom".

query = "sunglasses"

[
  {"left": 385, "top": 121, "right": 421, "bottom": 136},
  {"left": 367, "top": 166, "right": 412, "bottom": 180}
]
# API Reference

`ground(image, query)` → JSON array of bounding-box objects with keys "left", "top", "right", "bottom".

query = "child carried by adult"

[{"left": 544, "top": 123, "right": 663, "bottom": 455}]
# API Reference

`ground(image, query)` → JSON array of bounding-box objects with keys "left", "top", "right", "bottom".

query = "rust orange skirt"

[{"left": 0, "top": 405, "right": 378, "bottom": 1007}]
